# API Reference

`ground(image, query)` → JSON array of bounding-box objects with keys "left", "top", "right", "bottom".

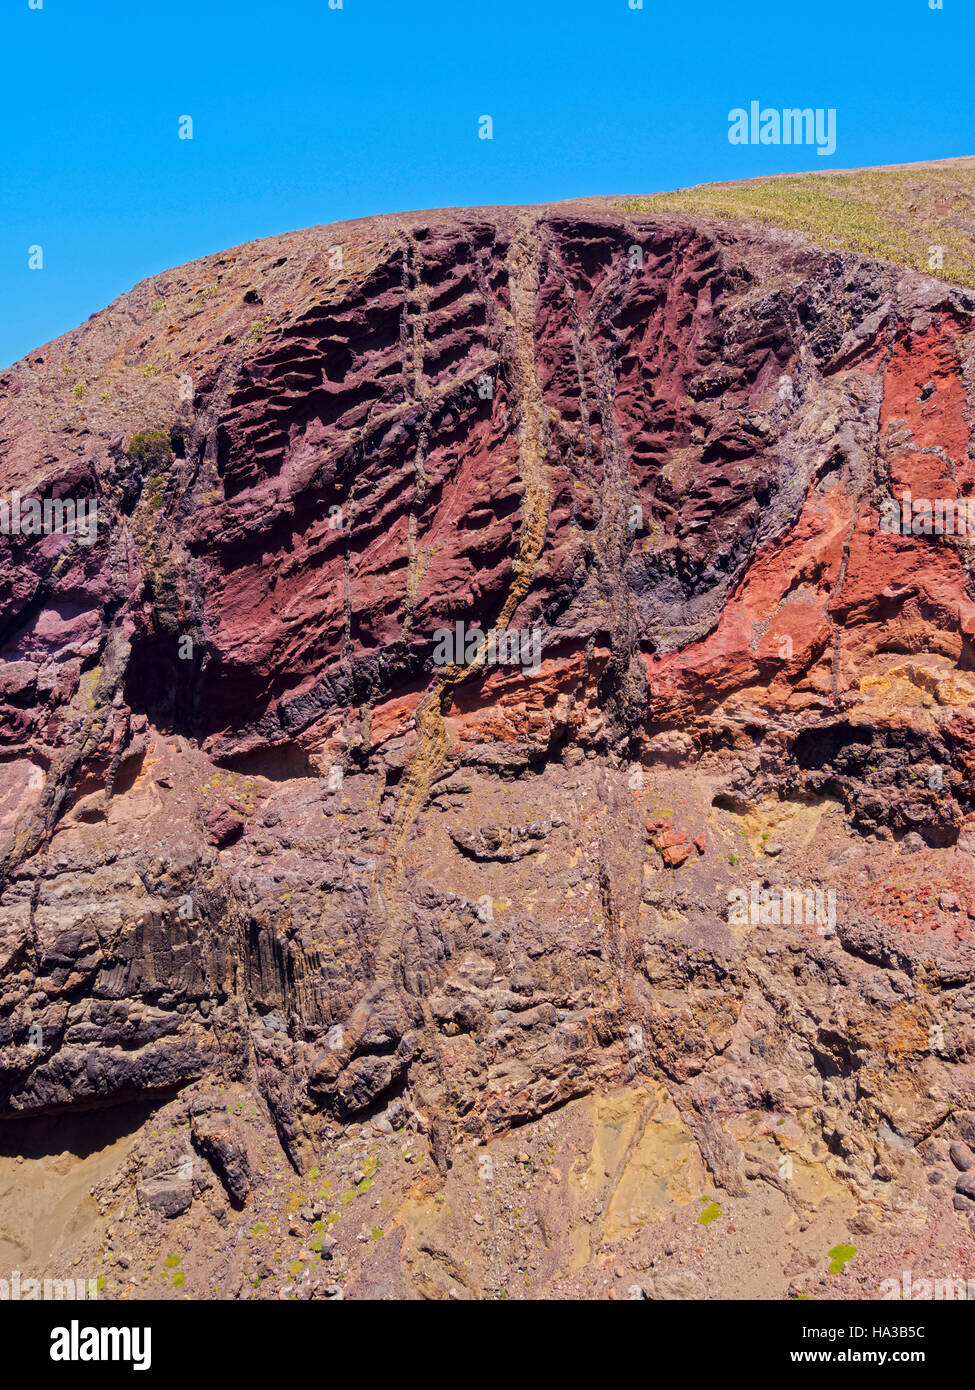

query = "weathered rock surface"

[{"left": 2, "top": 179, "right": 975, "bottom": 1299}]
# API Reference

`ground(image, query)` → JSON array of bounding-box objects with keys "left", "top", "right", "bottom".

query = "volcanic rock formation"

[{"left": 2, "top": 176, "right": 975, "bottom": 1299}]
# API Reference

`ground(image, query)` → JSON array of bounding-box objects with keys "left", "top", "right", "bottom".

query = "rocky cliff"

[{"left": 2, "top": 170, "right": 975, "bottom": 1300}]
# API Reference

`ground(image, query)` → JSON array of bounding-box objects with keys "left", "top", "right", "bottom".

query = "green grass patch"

[
  {"left": 698, "top": 1198, "right": 722, "bottom": 1226},
  {"left": 127, "top": 430, "right": 173, "bottom": 468},
  {"left": 619, "top": 164, "right": 975, "bottom": 289}
]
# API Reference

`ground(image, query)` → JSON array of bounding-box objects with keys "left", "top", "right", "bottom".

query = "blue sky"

[{"left": 0, "top": 0, "right": 969, "bottom": 368}]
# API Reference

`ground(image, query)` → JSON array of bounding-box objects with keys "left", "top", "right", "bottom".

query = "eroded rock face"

[{"left": 2, "top": 198, "right": 975, "bottom": 1299}]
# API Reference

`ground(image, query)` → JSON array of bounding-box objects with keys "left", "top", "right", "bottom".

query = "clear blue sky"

[{"left": 0, "top": 0, "right": 970, "bottom": 368}]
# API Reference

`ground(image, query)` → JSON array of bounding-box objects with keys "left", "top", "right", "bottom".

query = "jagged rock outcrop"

[{"left": 2, "top": 182, "right": 975, "bottom": 1299}]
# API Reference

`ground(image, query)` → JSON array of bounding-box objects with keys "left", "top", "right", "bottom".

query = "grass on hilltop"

[{"left": 619, "top": 164, "right": 975, "bottom": 288}]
